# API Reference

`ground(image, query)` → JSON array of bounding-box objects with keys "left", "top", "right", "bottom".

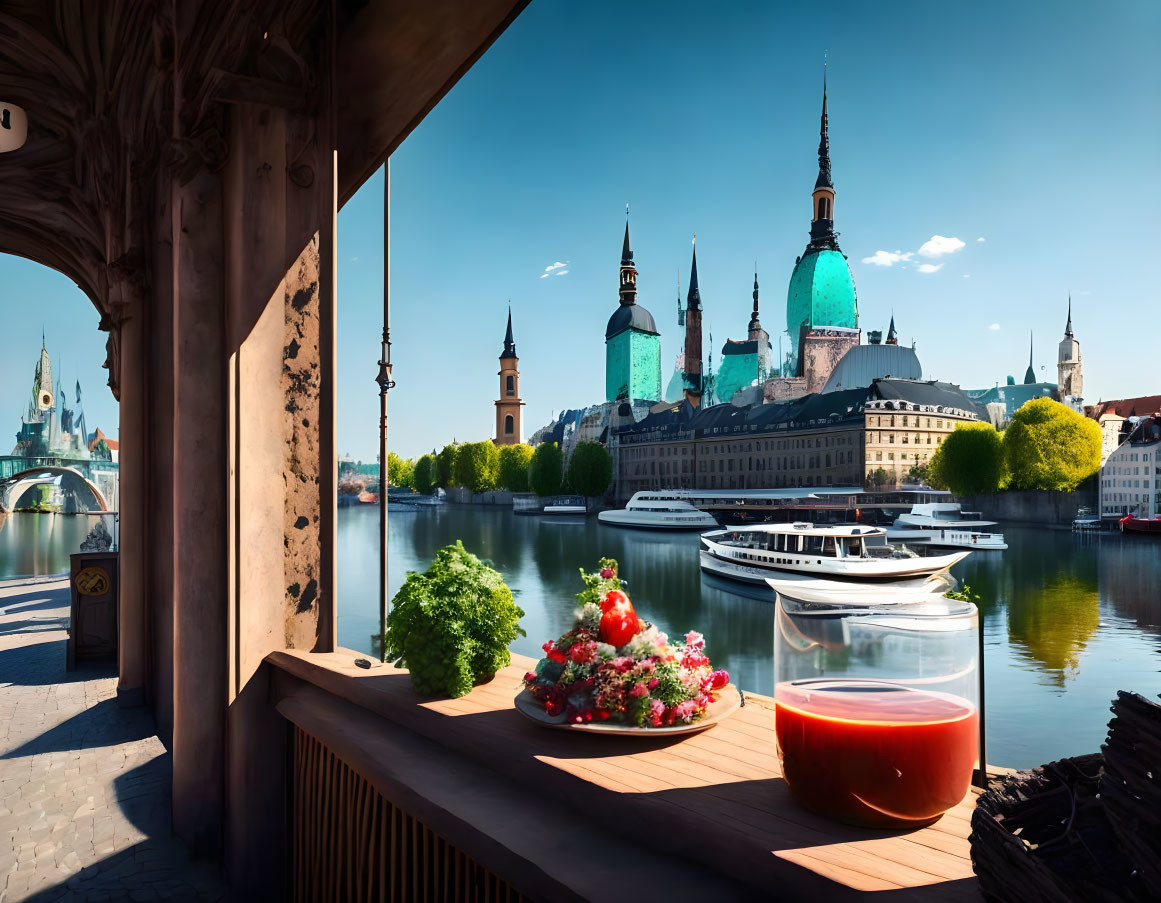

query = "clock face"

[{"left": 39, "top": 391, "right": 52, "bottom": 409}]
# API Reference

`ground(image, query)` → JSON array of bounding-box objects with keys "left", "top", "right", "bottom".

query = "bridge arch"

[{"left": 0, "top": 466, "right": 110, "bottom": 513}]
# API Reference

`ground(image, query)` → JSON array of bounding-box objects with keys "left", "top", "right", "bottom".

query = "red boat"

[{"left": 1119, "top": 514, "right": 1161, "bottom": 535}]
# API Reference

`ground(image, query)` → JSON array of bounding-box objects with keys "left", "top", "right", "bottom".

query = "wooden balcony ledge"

[{"left": 268, "top": 649, "right": 994, "bottom": 901}]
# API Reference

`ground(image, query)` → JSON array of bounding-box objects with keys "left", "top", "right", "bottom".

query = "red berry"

[{"left": 600, "top": 567, "right": 615, "bottom": 579}]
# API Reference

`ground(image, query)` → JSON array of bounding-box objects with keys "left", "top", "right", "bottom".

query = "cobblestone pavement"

[{"left": 0, "top": 577, "right": 224, "bottom": 902}]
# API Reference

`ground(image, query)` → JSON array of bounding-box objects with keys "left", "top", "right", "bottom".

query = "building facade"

[
  {"left": 612, "top": 378, "right": 984, "bottom": 501},
  {"left": 1099, "top": 417, "right": 1160, "bottom": 519},
  {"left": 605, "top": 215, "right": 662, "bottom": 403},
  {"left": 494, "top": 307, "right": 524, "bottom": 445},
  {"left": 1057, "top": 297, "right": 1083, "bottom": 404},
  {"left": 716, "top": 271, "right": 773, "bottom": 404}
]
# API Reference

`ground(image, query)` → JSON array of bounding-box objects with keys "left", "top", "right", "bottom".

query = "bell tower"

[
  {"left": 494, "top": 305, "right": 524, "bottom": 446},
  {"left": 1057, "top": 295, "right": 1083, "bottom": 401}
]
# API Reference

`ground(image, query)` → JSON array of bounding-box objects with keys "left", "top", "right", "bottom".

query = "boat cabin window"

[
  {"left": 846, "top": 537, "right": 863, "bottom": 556},
  {"left": 803, "top": 536, "right": 824, "bottom": 555},
  {"left": 863, "top": 534, "right": 888, "bottom": 548},
  {"left": 821, "top": 537, "right": 837, "bottom": 557}
]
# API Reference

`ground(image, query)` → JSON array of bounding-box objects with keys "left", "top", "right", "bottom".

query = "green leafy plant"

[
  {"left": 1002, "top": 398, "right": 1101, "bottom": 491},
  {"left": 497, "top": 443, "right": 533, "bottom": 492},
  {"left": 528, "top": 442, "right": 563, "bottom": 497},
  {"left": 565, "top": 440, "right": 613, "bottom": 499},
  {"left": 944, "top": 583, "right": 980, "bottom": 603},
  {"left": 436, "top": 444, "right": 459, "bottom": 488},
  {"left": 386, "top": 451, "right": 414, "bottom": 488},
  {"left": 413, "top": 453, "right": 438, "bottom": 494},
  {"left": 453, "top": 440, "right": 501, "bottom": 493},
  {"left": 927, "top": 422, "right": 1006, "bottom": 497},
  {"left": 384, "top": 541, "right": 525, "bottom": 697}
]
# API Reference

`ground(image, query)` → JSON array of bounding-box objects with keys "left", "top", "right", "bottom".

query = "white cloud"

[
  {"left": 918, "top": 235, "right": 966, "bottom": 258},
  {"left": 962, "top": 274, "right": 970, "bottom": 279},
  {"left": 988, "top": 323, "right": 1000, "bottom": 331},
  {"left": 976, "top": 237, "right": 986, "bottom": 243},
  {"left": 541, "top": 260, "right": 569, "bottom": 278},
  {"left": 917, "top": 262, "right": 944, "bottom": 274},
  {"left": 554, "top": 269, "right": 569, "bottom": 276},
  {"left": 861, "top": 249, "right": 913, "bottom": 267},
  {"left": 539, "top": 273, "right": 548, "bottom": 278}
]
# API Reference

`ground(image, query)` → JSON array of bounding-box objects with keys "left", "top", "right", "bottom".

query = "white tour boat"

[
  {"left": 886, "top": 502, "right": 1007, "bottom": 550},
  {"left": 598, "top": 491, "right": 719, "bottom": 531},
  {"left": 699, "top": 522, "right": 970, "bottom": 585},
  {"left": 542, "top": 495, "right": 588, "bottom": 516},
  {"left": 1072, "top": 506, "right": 1102, "bottom": 532}
]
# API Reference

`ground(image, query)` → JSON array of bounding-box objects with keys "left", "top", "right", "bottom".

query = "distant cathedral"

[
  {"left": 605, "top": 213, "right": 662, "bottom": 404},
  {"left": 12, "top": 335, "right": 90, "bottom": 459},
  {"left": 494, "top": 306, "right": 524, "bottom": 445}
]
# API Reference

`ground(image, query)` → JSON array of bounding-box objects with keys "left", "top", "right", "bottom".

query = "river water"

[
  {"left": 0, "top": 513, "right": 114, "bottom": 578},
  {"left": 337, "top": 503, "right": 1161, "bottom": 769}
]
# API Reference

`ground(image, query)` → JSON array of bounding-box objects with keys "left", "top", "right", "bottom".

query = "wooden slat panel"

[{"left": 289, "top": 727, "right": 525, "bottom": 903}]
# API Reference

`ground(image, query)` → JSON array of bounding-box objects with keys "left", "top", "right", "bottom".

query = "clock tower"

[{"left": 494, "top": 305, "right": 524, "bottom": 445}]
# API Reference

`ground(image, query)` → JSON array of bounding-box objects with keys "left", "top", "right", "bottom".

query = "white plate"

[{"left": 513, "top": 684, "right": 742, "bottom": 736}]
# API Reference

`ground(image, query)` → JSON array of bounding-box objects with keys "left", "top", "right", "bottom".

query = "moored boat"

[
  {"left": 598, "top": 491, "right": 719, "bottom": 530},
  {"left": 699, "top": 522, "right": 969, "bottom": 585},
  {"left": 887, "top": 502, "right": 1007, "bottom": 550},
  {"left": 1072, "top": 506, "right": 1102, "bottom": 531},
  {"left": 1119, "top": 514, "right": 1161, "bottom": 536},
  {"left": 542, "top": 495, "right": 587, "bottom": 516}
]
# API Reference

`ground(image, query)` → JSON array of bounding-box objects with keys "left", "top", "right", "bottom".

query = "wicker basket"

[{"left": 969, "top": 753, "right": 1147, "bottom": 903}]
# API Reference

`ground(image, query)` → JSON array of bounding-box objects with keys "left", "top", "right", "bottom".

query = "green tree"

[
  {"left": 497, "top": 443, "right": 533, "bottom": 492},
  {"left": 528, "top": 442, "right": 563, "bottom": 497},
  {"left": 453, "top": 441, "right": 500, "bottom": 493},
  {"left": 925, "top": 422, "right": 1006, "bottom": 496},
  {"left": 907, "top": 464, "right": 929, "bottom": 484},
  {"left": 436, "top": 444, "right": 459, "bottom": 488},
  {"left": 565, "top": 441, "right": 613, "bottom": 499},
  {"left": 413, "top": 453, "right": 437, "bottom": 495},
  {"left": 871, "top": 467, "right": 890, "bottom": 488},
  {"left": 1003, "top": 397, "right": 1101, "bottom": 491},
  {"left": 386, "top": 451, "right": 414, "bottom": 488}
]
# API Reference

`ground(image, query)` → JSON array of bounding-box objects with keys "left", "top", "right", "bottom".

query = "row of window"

[
  {"left": 866, "top": 433, "right": 942, "bottom": 446},
  {"left": 868, "top": 415, "right": 948, "bottom": 429}
]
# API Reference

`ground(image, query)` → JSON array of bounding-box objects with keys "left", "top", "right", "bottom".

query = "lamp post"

[{"left": 376, "top": 161, "right": 395, "bottom": 661}]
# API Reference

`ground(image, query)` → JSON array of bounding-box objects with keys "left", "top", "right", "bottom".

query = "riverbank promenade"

[{"left": 0, "top": 577, "right": 222, "bottom": 902}]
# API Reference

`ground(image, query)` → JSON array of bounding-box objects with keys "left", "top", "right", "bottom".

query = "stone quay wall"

[{"left": 959, "top": 485, "right": 1098, "bottom": 526}]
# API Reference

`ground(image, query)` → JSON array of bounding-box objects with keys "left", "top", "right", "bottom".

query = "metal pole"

[
  {"left": 376, "top": 160, "right": 395, "bottom": 661},
  {"left": 973, "top": 602, "right": 988, "bottom": 789}
]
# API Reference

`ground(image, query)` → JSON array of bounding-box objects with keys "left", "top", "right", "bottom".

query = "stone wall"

[{"left": 959, "top": 486, "right": 1098, "bottom": 525}]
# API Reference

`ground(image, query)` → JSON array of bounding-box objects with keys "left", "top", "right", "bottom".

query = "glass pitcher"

[{"left": 773, "top": 586, "right": 979, "bottom": 829}]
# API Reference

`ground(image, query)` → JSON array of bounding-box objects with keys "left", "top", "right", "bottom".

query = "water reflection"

[
  {"left": 1006, "top": 573, "right": 1099, "bottom": 684},
  {"left": 0, "top": 512, "right": 111, "bottom": 579},
  {"left": 339, "top": 505, "right": 1161, "bottom": 767}
]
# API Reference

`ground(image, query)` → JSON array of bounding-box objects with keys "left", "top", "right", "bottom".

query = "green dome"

[{"left": 786, "top": 248, "right": 858, "bottom": 354}]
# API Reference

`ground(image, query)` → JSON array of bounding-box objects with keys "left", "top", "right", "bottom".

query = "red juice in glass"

[{"left": 775, "top": 680, "right": 978, "bottom": 828}]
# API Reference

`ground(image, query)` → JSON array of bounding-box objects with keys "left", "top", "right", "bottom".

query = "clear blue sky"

[
  {"left": 335, "top": 0, "right": 1160, "bottom": 461},
  {"left": 2, "top": 1, "right": 1156, "bottom": 463}
]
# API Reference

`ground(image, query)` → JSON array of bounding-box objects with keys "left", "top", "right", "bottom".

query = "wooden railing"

[{"left": 291, "top": 726, "right": 524, "bottom": 903}]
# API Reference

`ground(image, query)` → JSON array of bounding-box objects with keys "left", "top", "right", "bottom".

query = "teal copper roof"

[{"left": 786, "top": 248, "right": 858, "bottom": 344}]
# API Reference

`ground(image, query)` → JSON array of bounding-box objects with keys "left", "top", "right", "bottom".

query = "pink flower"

[
  {"left": 629, "top": 682, "right": 649, "bottom": 698},
  {"left": 710, "top": 670, "right": 729, "bottom": 690},
  {"left": 647, "top": 677, "right": 659, "bottom": 689},
  {"left": 672, "top": 700, "right": 699, "bottom": 722},
  {"left": 684, "top": 631, "right": 705, "bottom": 650},
  {"left": 569, "top": 641, "right": 598, "bottom": 664},
  {"left": 649, "top": 698, "right": 666, "bottom": 727}
]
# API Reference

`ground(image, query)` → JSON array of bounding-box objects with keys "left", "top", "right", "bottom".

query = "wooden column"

[{"left": 170, "top": 169, "right": 229, "bottom": 858}]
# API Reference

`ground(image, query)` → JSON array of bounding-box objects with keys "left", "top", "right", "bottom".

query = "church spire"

[
  {"left": 1064, "top": 294, "right": 1073, "bottom": 338},
  {"left": 621, "top": 205, "right": 633, "bottom": 265},
  {"left": 687, "top": 237, "right": 701, "bottom": 311},
  {"left": 749, "top": 266, "right": 761, "bottom": 331},
  {"left": 886, "top": 314, "right": 898, "bottom": 345},
  {"left": 1023, "top": 331, "right": 1037, "bottom": 384},
  {"left": 500, "top": 303, "right": 517, "bottom": 359},
  {"left": 816, "top": 57, "right": 833, "bottom": 191},
  {"left": 618, "top": 207, "right": 638, "bottom": 307}
]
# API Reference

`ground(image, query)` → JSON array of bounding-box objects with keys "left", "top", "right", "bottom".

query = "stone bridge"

[{"left": 0, "top": 465, "right": 110, "bottom": 512}]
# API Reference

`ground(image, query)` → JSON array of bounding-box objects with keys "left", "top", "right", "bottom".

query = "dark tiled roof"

[
  {"left": 721, "top": 339, "right": 758, "bottom": 356},
  {"left": 606, "top": 303, "right": 658, "bottom": 340}
]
